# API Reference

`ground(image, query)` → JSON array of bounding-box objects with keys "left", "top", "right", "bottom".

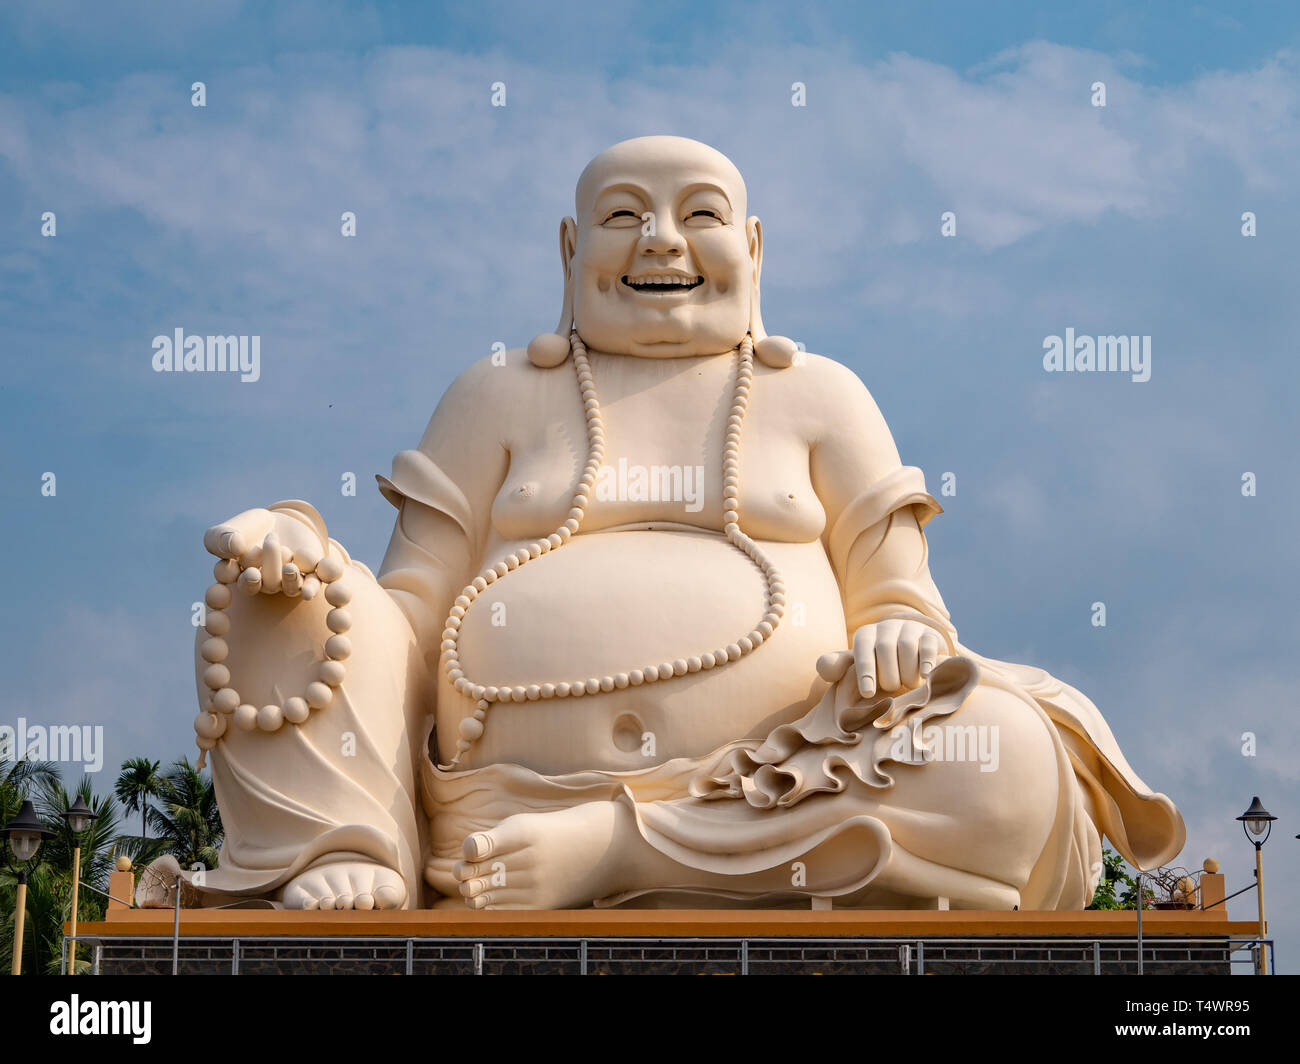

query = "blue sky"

[{"left": 1, "top": 1, "right": 1297, "bottom": 967}]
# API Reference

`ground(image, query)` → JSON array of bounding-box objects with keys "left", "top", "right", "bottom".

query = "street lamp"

[
  {"left": 60, "top": 796, "right": 98, "bottom": 976},
  {"left": 2, "top": 800, "right": 54, "bottom": 975},
  {"left": 1236, "top": 796, "right": 1276, "bottom": 975}
]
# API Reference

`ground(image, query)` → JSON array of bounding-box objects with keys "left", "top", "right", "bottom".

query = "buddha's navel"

[{"left": 612, "top": 712, "right": 646, "bottom": 753}]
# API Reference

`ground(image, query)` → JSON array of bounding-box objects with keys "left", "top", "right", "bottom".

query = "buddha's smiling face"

[{"left": 567, "top": 137, "right": 761, "bottom": 358}]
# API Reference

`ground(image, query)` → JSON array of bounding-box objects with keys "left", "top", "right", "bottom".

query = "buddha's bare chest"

[{"left": 491, "top": 360, "right": 826, "bottom": 543}]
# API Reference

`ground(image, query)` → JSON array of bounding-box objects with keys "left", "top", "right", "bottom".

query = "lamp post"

[
  {"left": 1236, "top": 796, "right": 1275, "bottom": 975},
  {"left": 60, "top": 796, "right": 98, "bottom": 976},
  {"left": 2, "top": 800, "right": 54, "bottom": 975},
  {"left": 1134, "top": 870, "right": 1144, "bottom": 975}
]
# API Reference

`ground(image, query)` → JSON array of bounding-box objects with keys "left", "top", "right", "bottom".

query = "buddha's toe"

[
  {"left": 460, "top": 876, "right": 491, "bottom": 899},
  {"left": 280, "top": 861, "right": 406, "bottom": 911},
  {"left": 462, "top": 831, "right": 496, "bottom": 861},
  {"left": 461, "top": 814, "right": 536, "bottom": 867},
  {"left": 452, "top": 858, "right": 491, "bottom": 882},
  {"left": 316, "top": 864, "right": 351, "bottom": 909},
  {"left": 372, "top": 879, "right": 405, "bottom": 909},
  {"left": 281, "top": 868, "right": 329, "bottom": 910}
]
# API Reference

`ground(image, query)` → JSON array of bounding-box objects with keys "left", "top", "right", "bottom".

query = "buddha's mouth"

[{"left": 622, "top": 273, "right": 704, "bottom": 294}]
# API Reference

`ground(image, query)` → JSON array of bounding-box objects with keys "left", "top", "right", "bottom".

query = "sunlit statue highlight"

[{"left": 146, "top": 136, "right": 1183, "bottom": 911}]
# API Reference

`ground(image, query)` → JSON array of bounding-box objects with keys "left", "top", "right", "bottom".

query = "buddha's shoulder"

[
  {"left": 771, "top": 351, "right": 885, "bottom": 416},
  {"left": 433, "top": 348, "right": 569, "bottom": 412}
]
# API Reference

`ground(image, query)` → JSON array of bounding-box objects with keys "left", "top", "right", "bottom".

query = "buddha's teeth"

[{"left": 625, "top": 274, "right": 703, "bottom": 288}]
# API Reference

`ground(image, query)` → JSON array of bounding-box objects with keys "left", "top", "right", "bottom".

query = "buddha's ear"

[
  {"left": 746, "top": 215, "right": 769, "bottom": 343},
  {"left": 557, "top": 216, "right": 576, "bottom": 333},
  {"left": 746, "top": 214, "right": 798, "bottom": 368},
  {"left": 527, "top": 217, "right": 578, "bottom": 367},
  {"left": 560, "top": 216, "right": 577, "bottom": 281}
]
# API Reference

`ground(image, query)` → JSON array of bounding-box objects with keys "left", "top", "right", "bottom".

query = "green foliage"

[
  {"left": 147, "top": 758, "right": 223, "bottom": 872},
  {"left": 114, "top": 757, "right": 162, "bottom": 842},
  {"left": 1088, "top": 847, "right": 1154, "bottom": 910},
  {"left": 0, "top": 756, "right": 61, "bottom": 974},
  {"left": 1, "top": 754, "right": 223, "bottom": 974},
  {"left": 1, "top": 757, "right": 59, "bottom": 832}
]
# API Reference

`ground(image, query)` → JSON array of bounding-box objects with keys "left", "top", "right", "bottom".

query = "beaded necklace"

[
  {"left": 191, "top": 331, "right": 785, "bottom": 773},
  {"left": 437, "top": 331, "right": 785, "bottom": 769}
]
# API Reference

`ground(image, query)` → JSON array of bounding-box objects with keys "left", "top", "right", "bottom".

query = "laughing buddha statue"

[{"left": 158, "top": 136, "right": 1184, "bottom": 912}]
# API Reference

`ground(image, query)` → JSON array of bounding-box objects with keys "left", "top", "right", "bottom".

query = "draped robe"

[
  {"left": 389, "top": 455, "right": 1185, "bottom": 910},
  {"left": 176, "top": 435, "right": 1184, "bottom": 911}
]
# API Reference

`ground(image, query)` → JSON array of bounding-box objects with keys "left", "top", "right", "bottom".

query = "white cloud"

[{"left": 1, "top": 33, "right": 1298, "bottom": 966}]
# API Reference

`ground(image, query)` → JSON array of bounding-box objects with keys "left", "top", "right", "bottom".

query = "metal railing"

[{"left": 67, "top": 934, "right": 1271, "bottom": 975}]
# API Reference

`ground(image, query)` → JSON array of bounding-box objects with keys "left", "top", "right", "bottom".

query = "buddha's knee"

[{"left": 881, "top": 683, "right": 1061, "bottom": 879}]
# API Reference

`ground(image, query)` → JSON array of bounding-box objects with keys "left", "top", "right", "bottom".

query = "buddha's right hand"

[
  {"left": 196, "top": 500, "right": 359, "bottom": 753},
  {"left": 817, "top": 619, "right": 947, "bottom": 698},
  {"left": 203, "top": 500, "right": 334, "bottom": 598}
]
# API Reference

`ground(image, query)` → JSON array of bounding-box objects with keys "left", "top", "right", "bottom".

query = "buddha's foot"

[
  {"left": 453, "top": 801, "right": 633, "bottom": 909},
  {"left": 280, "top": 860, "right": 407, "bottom": 910}
]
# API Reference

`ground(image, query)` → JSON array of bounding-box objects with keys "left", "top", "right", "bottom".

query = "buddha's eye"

[
  {"left": 602, "top": 209, "right": 642, "bottom": 228},
  {"left": 684, "top": 208, "right": 723, "bottom": 227}
]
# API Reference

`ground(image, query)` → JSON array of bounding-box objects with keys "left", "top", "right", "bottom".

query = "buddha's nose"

[{"left": 638, "top": 217, "right": 685, "bottom": 258}]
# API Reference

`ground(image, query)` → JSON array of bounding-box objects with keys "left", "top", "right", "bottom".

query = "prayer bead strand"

[
  {"left": 439, "top": 331, "right": 784, "bottom": 769},
  {"left": 192, "top": 553, "right": 352, "bottom": 768}
]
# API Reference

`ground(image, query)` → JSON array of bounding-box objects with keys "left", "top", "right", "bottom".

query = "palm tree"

[
  {"left": 0, "top": 756, "right": 60, "bottom": 973},
  {"left": 114, "top": 757, "right": 161, "bottom": 842},
  {"left": 2, "top": 756, "right": 60, "bottom": 828},
  {"left": 0, "top": 771, "right": 122, "bottom": 974},
  {"left": 0, "top": 756, "right": 224, "bottom": 973},
  {"left": 147, "top": 758, "right": 222, "bottom": 871},
  {"left": 31, "top": 776, "right": 122, "bottom": 973}
]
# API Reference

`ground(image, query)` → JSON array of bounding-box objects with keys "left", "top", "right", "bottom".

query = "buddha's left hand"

[{"left": 816, "top": 619, "right": 947, "bottom": 698}]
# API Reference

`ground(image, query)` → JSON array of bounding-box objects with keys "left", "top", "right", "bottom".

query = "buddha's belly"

[{"left": 437, "top": 530, "right": 846, "bottom": 774}]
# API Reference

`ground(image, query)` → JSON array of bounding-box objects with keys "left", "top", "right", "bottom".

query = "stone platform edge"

[{"left": 76, "top": 908, "right": 1258, "bottom": 938}]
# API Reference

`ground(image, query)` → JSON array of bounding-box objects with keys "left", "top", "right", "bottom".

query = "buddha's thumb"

[{"left": 816, "top": 649, "right": 855, "bottom": 683}]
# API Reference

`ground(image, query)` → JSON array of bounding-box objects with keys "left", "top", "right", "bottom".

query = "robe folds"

[
  {"left": 391, "top": 455, "right": 1185, "bottom": 910},
  {"left": 172, "top": 456, "right": 1183, "bottom": 910}
]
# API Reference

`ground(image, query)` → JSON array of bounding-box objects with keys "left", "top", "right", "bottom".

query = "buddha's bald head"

[
  {"left": 575, "top": 136, "right": 748, "bottom": 222},
  {"left": 560, "top": 136, "right": 763, "bottom": 359}
]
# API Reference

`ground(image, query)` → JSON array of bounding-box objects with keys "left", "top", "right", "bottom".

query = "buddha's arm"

[
  {"left": 836, "top": 502, "right": 956, "bottom": 648},
  {"left": 379, "top": 506, "right": 472, "bottom": 651},
  {"left": 808, "top": 358, "right": 957, "bottom": 651},
  {"left": 376, "top": 357, "right": 512, "bottom": 669}
]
